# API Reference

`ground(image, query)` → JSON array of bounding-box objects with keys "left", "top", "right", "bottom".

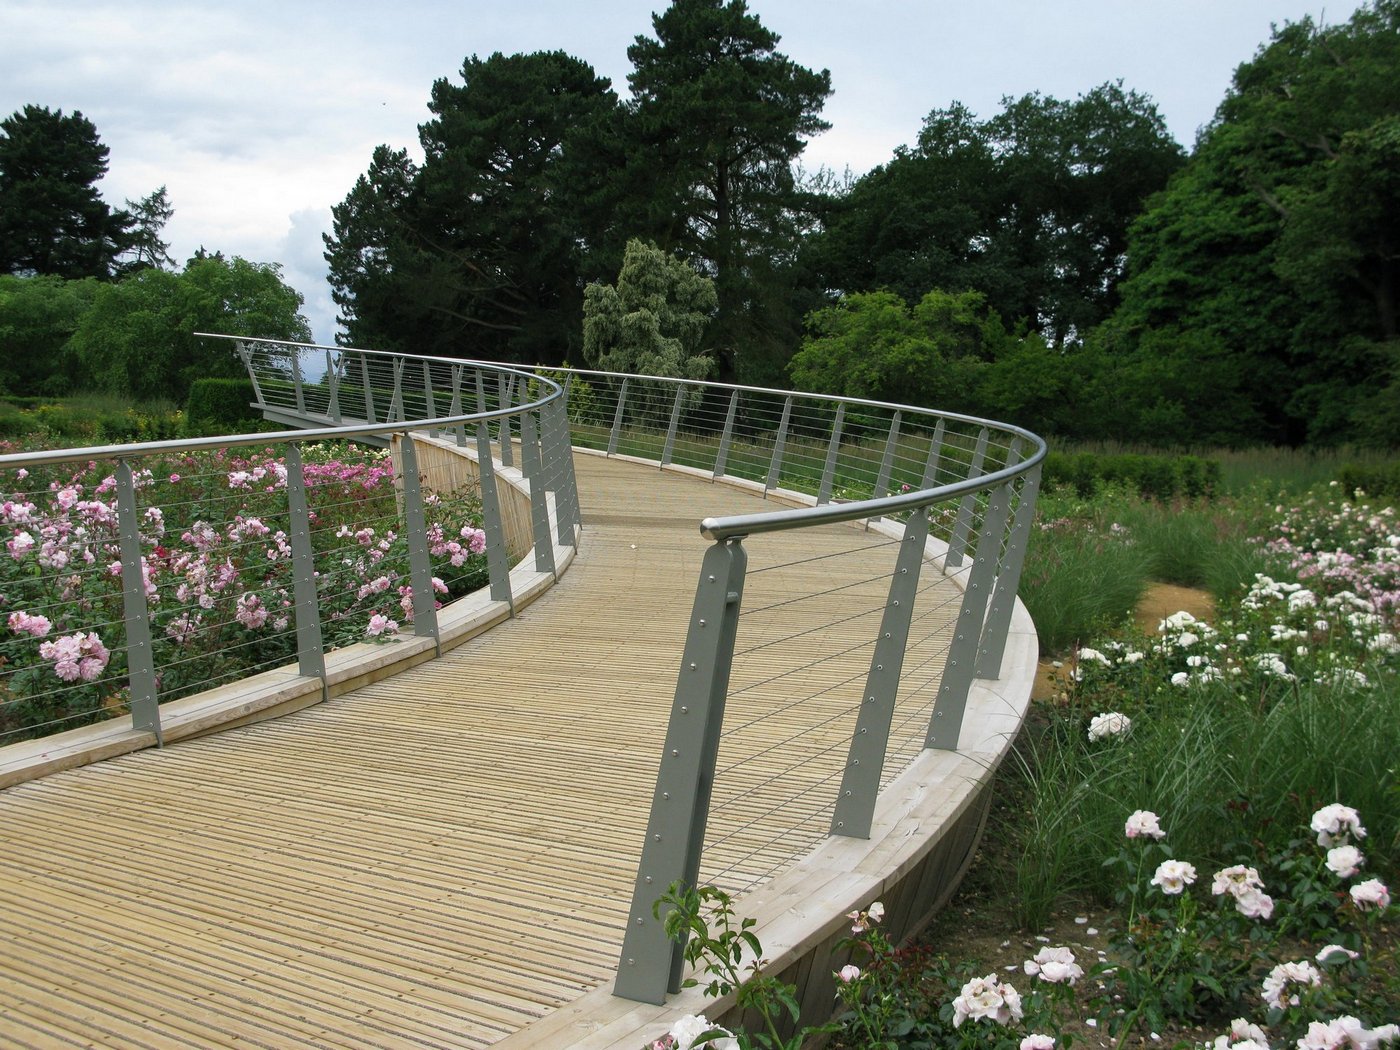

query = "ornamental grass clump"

[{"left": 0, "top": 441, "right": 490, "bottom": 742}]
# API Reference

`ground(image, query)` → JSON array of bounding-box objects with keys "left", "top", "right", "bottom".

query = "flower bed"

[{"left": 0, "top": 440, "right": 489, "bottom": 743}]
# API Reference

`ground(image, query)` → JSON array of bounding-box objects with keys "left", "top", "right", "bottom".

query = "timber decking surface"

[{"left": 0, "top": 454, "right": 959, "bottom": 1049}]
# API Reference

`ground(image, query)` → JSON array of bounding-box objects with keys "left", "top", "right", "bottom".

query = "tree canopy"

[{"left": 0, "top": 105, "right": 133, "bottom": 280}]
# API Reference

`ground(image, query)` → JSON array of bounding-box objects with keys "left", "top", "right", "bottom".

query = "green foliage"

[
  {"left": 117, "top": 185, "right": 175, "bottom": 274},
  {"left": 0, "top": 273, "right": 101, "bottom": 395},
  {"left": 1110, "top": 1, "right": 1400, "bottom": 445},
  {"left": 582, "top": 239, "right": 718, "bottom": 425},
  {"left": 185, "top": 378, "right": 261, "bottom": 436},
  {"left": 67, "top": 255, "right": 310, "bottom": 403},
  {"left": 0, "top": 105, "right": 132, "bottom": 280},
  {"left": 0, "top": 393, "right": 183, "bottom": 444},
  {"left": 1336, "top": 459, "right": 1400, "bottom": 499},
  {"left": 809, "top": 83, "right": 1184, "bottom": 346},
  {"left": 325, "top": 52, "right": 622, "bottom": 363},
  {"left": 789, "top": 288, "right": 1019, "bottom": 416},
  {"left": 625, "top": 0, "right": 832, "bottom": 383},
  {"left": 1042, "top": 450, "right": 1220, "bottom": 500}
]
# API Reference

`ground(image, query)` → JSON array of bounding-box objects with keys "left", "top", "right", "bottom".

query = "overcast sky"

[{"left": 1, "top": 0, "right": 1364, "bottom": 346}]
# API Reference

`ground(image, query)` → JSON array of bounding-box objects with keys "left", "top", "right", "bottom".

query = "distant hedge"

[
  {"left": 1335, "top": 461, "right": 1400, "bottom": 500},
  {"left": 1044, "top": 451, "right": 1221, "bottom": 500},
  {"left": 185, "top": 378, "right": 261, "bottom": 436}
]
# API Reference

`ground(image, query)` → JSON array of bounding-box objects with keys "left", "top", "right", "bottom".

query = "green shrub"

[
  {"left": 185, "top": 378, "right": 261, "bottom": 436},
  {"left": 1043, "top": 450, "right": 1220, "bottom": 500},
  {"left": 1336, "top": 460, "right": 1400, "bottom": 499}
]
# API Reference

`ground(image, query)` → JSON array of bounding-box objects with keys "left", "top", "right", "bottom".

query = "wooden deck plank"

[{"left": 0, "top": 454, "right": 963, "bottom": 1047}]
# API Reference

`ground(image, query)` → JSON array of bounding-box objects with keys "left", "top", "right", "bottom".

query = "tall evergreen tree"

[
  {"left": 0, "top": 105, "right": 132, "bottom": 279},
  {"left": 625, "top": 0, "right": 832, "bottom": 382},
  {"left": 118, "top": 185, "right": 176, "bottom": 273}
]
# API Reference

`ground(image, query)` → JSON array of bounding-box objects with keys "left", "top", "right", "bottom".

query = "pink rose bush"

[{"left": 1, "top": 443, "right": 491, "bottom": 742}]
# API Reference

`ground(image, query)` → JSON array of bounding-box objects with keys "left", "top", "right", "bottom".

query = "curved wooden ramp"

[{"left": 0, "top": 454, "right": 969, "bottom": 1049}]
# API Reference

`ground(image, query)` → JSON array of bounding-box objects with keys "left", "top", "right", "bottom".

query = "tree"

[
  {"left": 788, "top": 288, "right": 1017, "bottom": 417},
  {"left": 582, "top": 238, "right": 717, "bottom": 424},
  {"left": 118, "top": 185, "right": 175, "bottom": 273},
  {"left": 809, "top": 85, "right": 1183, "bottom": 347},
  {"left": 0, "top": 274, "right": 102, "bottom": 395},
  {"left": 0, "top": 105, "right": 132, "bottom": 279},
  {"left": 625, "top": 0, "right": 832, "bottom": 380},
  {"left": 68, "top": 256, "right": 311, "bottom": 403},
  {"left": 324, "top": 52, "right": 623, "bottom": 363},
  {"left": 1110, "top": 0, "right": 1400, "bottom": 445}
]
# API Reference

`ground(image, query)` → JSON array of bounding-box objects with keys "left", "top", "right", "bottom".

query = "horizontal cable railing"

[
  {"left": 0, "top": 343, "right": 579, "bottom": 751},
  {"left": 508, "top": 366, "right": 1044, "bottom": 1006}
]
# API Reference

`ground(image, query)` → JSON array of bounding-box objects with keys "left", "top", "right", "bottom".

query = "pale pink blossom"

[
  {"left": 1023, "top": 946, "right": 1082, "bottom": 985},
  {"left": 1150, "top": 860, "right": 1197, "bottom": 895},
  {"left": 1021, "top": 1036, "right": 1056, "bottom": 1050},
  {"left": 235, "top": 594, "right": 269, "bottom": 630},
  {"left": 951, "top": 974, "right": 1023, "bottom": 1027},
  {"left": 1311, "top": 804, "right": 1367, "bottom": 847},
  {"left": 1315, "top": 944, "right": 1360, "bottom": 965},
  {"left": 1088, "top": 712, "right": 1132, "bottom": 741},
  {"left": 1125, "top": 810, "right": 1166, "bottom": 840},
  {"left": 667, "top": 1014, "right": 737, "bottom": 1050},
  {"left": 837, "top": 964, "right": 861, "bottom": 983},
  {"left": 1261, "top": 960, "right": 1322, "bottom": 1010},
  {"left": 1326, "top": 845, "right": 1364, "bottom": 879},
  {"left": 8, "top": 611, "right": 53, "bottom": 637},
  {"left": 366, "top": 614, "right": 398, "bottom": 638},
  {"left": 37, "top": 631, "right": 110, "bottom": 682},
  {"left": 1213, "top": 865, "right": 1266, "bottom": 898},
  {"left": 1349, "top": 879, "right": 1390, "bottom": 911},
  {"left": 1214, "top": 1019, "right": 1270, "bottom": 1050},
  {"left": 1233, "top": 888, "right": 1275, "bottom": 920}
]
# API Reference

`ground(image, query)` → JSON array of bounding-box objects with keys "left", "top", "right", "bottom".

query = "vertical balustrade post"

[
  {"left": 520, "top": 411, "right": 556, "bottom": 578},
  {"left": 976, "top": 461, "right": 1040, "bottom": 679},
  {"left": 498, "top": 373, "right": 515, "bottom": 468},
  {"left": 235, "top": 341, "right": 266, "bottom": 410},
  {"left": 614, "top": 538, "right": 748, "bottom": 1005},
  {"left": 764, "top": 396, "right": 793, "bottom": 497},
  {"left": 360, "top": 352, "right": 377, "bottom": 423},
  {"left": 816, "top": 402, "right": 847, "bottom": 505},
  {"left": 114, "top": 461, "right": 162, "bottom": 745},
  {"left": 926, "top": 478, "right": 1015, "bottom": 750},
  {"left": 422, "top": 359, "right": 438, "bottom": 438},
  {"left": 543, "top": 396, "right": 581, "bottom": 545},
  {"left": 474, "top": 373, "right": 514, "bottom": 612},
  {"left": 290, "top": 344, "right": 307, "bottom": 416},
  {"left": 713, "top": 389, "right": 739, "bottom": 480},
  {"left": 945, "top": 428, "right": 989, "bottom": 568},
  {"left": 388, "top": 359, "right": 406, "bottom": 424},
  {"left": 661, "top": 384, "right": 685, "bottom": 467},
  {"left": 866, "top": 411, "right": 902, "bottom": 525},
  {"left": 831, "top": 500, "right": 932, "bottom": 838},
  {"left": 284, "top": 446, "right": 328, "bottom": 694},
  {"left": 608, "top": 378, "right": 630, "bottom": 456},
  {"left": 398, "top": 434, "right": 441, "bottom": 652},
  {"left": 325, "top": 350, "right": 343, "bottom": 424},
  {"left": 449, "top": 364, "right": 466, "bottom": 447}
]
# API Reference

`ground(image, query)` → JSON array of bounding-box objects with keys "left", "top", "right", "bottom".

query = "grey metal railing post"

[
  {"left": 449, "top": 364, "right": 466, "bottom": 447},
  {"left": 498, "top": 373, "right": 515, "bottom": 468},
  {"left": 114, "top": 461, "right": 162, "bottom": 745},
  {"left": 926, "top": 477, "right": 1015, "bottom": 750},
  {"left": 284, "top": 445, "right": 328, "bottom": 693},
  {"left": 816, "top": 402, "right": 847, "bottom": 506},
  {"left": 235, "top": 341, "right": 266, "bottom": 409},
  {"left": 422, "top": 360, "right": 438, "bottom": 438},
  {"left": 608, "top": 378, "right": 630, "bottom": 456},
  {"left": 945, "top": 428, "right": 989, "bottom": 568},
  {"left": 325, "top": 350, "right": 343, "bottom": 424},
  {"left": 398, "top": 433, "right": 441, "bottom": 651},
  {"left": 975, "top": 461, "right": 1040, "bottom": 679},
  {"left": 290, "top": 345, "right": 307, "bottom": 416},
  {"left": 521, "top": 411, "right": 556, "bottom": 578},
  {"left": 867, "top": 411, "right": 902, "bottom": 523},
  {"left": 661, "top": 384, "right": 685, "bottom": 468},
  {"left": 830, "top": 500, "right": 933, "bottom": 838},
  {"left": 389, "top": 359, "right": 406, "bottom": 424},
  {"left": 474, "top": 373, "right": 514, "bottom": 612},
  {"left": 359, "top": 351, "right": 377, "bottom": 423},
  {"left": 764, "top": 396, "right": 793, "bottom": 496},
  {"left": 713, "top": 389, "right": 739, "bottom": 480},
  {"left": 544, "top": 396, "right": 581, "bottom": 544},
  {"left": 614, "top": 537, "right": 748, "bottom": 1005}
]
